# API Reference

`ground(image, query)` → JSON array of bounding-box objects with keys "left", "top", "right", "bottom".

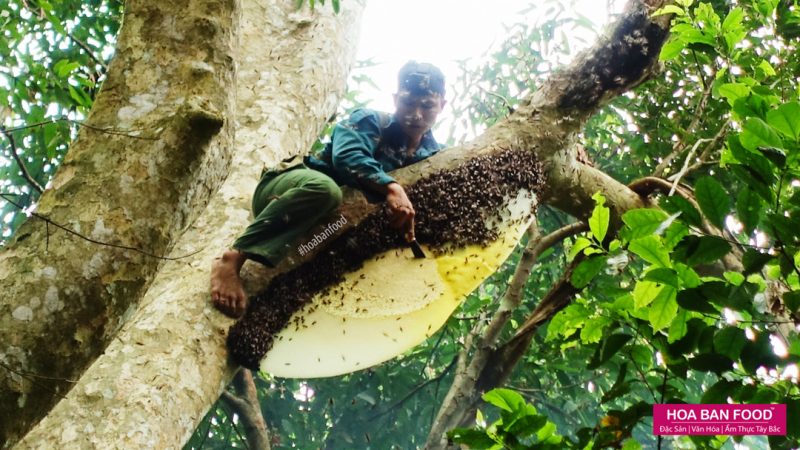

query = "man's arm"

[
  {"left": 330, "top": 111, "right": 415, "bottom": 234},
  {"left": 359, "top": 179, "right": 415, "bottom": 235}
]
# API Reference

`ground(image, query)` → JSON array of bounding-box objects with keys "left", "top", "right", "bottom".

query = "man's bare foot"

[{"left": 211, "top": 250, "right": 248, "bottom": 318}]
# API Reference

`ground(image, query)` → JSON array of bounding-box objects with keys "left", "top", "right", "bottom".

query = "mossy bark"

[
  {"left": 0, "top": 0, "right": 238, "bottom": 445},
  {"left": 11, "top": 0, "right": 363, "bottom": 448}
]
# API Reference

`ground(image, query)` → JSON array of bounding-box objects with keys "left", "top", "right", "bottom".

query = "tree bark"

[
  {"left": 11, "top": 0, "right": 363, "bottom": 448},
  {"left": 220, "top": 370, "right": 270, "bottom": 450},
  {"left": 0, "top": 0, "right": 238, "bottom": 444},
  {"left": 6, "top": 0, "right": 678, "bottom": 447}
]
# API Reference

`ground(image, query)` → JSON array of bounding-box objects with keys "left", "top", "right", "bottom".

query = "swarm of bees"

[{"left": 227, "top": 149, "right": 546, "bottom": 370}]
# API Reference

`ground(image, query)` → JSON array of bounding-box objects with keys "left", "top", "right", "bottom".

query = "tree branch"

[
  {"left": 219, "top": 369, "right": 271, "bottom": 450},
  {"left": 653, "top": 79, "right": 715, "bottom": 177},
  {"left": 67, "top": 33, "right": 109, "bottom": 72},
  {"left": 0, "top": 126, "right": 44, "bottom": 193},
  {"left": 0, "top": 193, "right": 202, "bottom": 261},
  {"left": 424, "top": 222, "right": 586, "bottom": 449}
]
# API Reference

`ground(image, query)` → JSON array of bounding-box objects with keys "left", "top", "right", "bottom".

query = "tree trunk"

[
  {"left": 11, "top": 0, "right": 363, "bottom": 448},
  {"left": 5, "top": 0, "right": 678, "bottom": 447},
  {"left": 0, "top": 0, "right": 238, "bottom": 444}
]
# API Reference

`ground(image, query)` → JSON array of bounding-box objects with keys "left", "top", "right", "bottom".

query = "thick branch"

[
  {"left": 220, "top": 370, "right": 270, "bottom": 450},
  {"left": 424, "top": 223, "right": 585, "bottom": 449}
]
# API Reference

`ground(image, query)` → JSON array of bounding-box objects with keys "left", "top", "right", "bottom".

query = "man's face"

[{"left": 393, "top": 89, "right": 445, "bottom": 140}]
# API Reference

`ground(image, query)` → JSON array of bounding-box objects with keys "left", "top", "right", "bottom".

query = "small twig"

[
  {"left": 0, "top": 361, "right": 77, "bottom": 383},
  {"left": 668, "top": 137, "right": 713, "bottom": 195},
  {"left": 369, "top": 357, "right": 457, "bottom": 421},
  {"left": 477, "top": 85, "right": 514, "bottom": 115},
  {"left": 0, "top": 125, "right": 44, "bottom": 193},
  {"left": 4, "top": 117, "right": 159, "bottom": 140},
  {"left": 67, "top": 33, "right": 108, "bottom": 72},
  {"left": 0, "top": 193, "right": 201, "bottom": 261},
  {"left": 421, "top": 326, "right": 448, "bottom": 378},
  {"left": 657, "top": 368, "right": 669, "bottom": 450},
  {"left": 629, "top": 325, "right": 658, "bottom": 402},
  {"left": 218, "top": 401, "right": 252, "bottom": 450}
]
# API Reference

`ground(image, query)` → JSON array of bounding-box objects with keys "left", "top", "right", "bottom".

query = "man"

[{"left": 211, "top": 61, "right": 447, "bottom": 318}]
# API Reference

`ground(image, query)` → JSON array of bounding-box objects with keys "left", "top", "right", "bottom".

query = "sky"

[{"left": 353, "top": 0, "right": 621, "bottom": 113}]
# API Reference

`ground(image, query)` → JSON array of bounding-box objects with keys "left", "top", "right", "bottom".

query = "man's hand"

[{"left": 385, "top": 182, "right": 415, "bottom": 235}]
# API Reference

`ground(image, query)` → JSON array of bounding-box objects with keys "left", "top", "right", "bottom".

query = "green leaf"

[
  {"left": 447, "top": 428, "right": 498, "bottom": 447},
  {"left": 694, "top": 177, "right": 729, "bottom": 229},
  {"left": 53, "top": 59, "right": 80, "bottom": 78},
  {"left": 507, "top": 414, "right": 547, "bottom": 437},
  {"left": 784, "top": 291, "right": 800, "bottom": 314},
  {"left": 644, "top": 268, "right": 679, "bottom": 288},
  {"left": 686, "top": 236, "right": 731, "bottom": 266},
  {"left": 633, "top": 280, "right": 663, "bottom": 309},
  {"left": 701, "top": 379, "right": 741, "bottom": 403},
  {"left": 740, "top": 117, "right": 785, "bottom": 151},
  {"left": 766, "top": 102, "right": 800, "bottom": 141},
  {"left": 482, "top": 388, "right": 525, "bottom": 413},
  {"left": 659, "top": 37, "right": 686, "bottom": 60},
  {"left": 580, "top": 315, "right": 612, "bottom": 344},
  {"left": 630, "top": 345, "right": 654, "bottom": 371},
  {"left": 756, "top": 60, "right": 777, "bottom": 79},
  {"left": 649, "top": 285, "right": 678, "bottom": 331},
  {"left": 717, "top": 83, "right": 751, "bottom": 106},
  {"left": 675, "top": 263, "right": 702, "bottom": 288},
  {"left": 660, "top": 196, "right": 702, "bottom": 228},
  {"left": 736, "top": 187, "right": 764, "bottom": 235},
  {"left": 653, "top": 5, "right": 686, "bottom": 16},
  {"left": 571, "top": 255, "right": 607, "bottom": 289},
  {"left": 742, "top": 249, "right": 772, "bottom": 274},
  {"left": 722, "top": 7, "right": 746, "bottom": 51},
  {"left": 663, "top": 222, "right": 690, "bottom": 251},
  {"left": 713, "top": 327, "right": 747, "bottom": 360},
  {"left": 688, "top": 353, "right": 733, "bottom": 375},
  {"left": 723, "top": 272, "right": 745, "bottom": 286},
  {"left": 757, "top": 0, "right": 779, "bottom": 17},
  {"left": 621, "top": 439, "right": 643, "bottom": 450},
  {"left": 589, "top": 193, "right": 610, "bottom": 242},
  {"left": 588, "top": 333, "right": 633, "bottom": 369},
  {"left": 568, "top": 237, "right": 593, "bottom": 261},
  {"left": 678, "top": 288, "right": 718, "bottom": 314},
  {"left": 601, "top": 363, "right": 630, "bottom": 404},
  {"left": 629, "top": 236, "right": 672, "bottom": 268},
  {"left": 546, "top": 304, "right": 591, "bottom": 341},
  {"left": 671, "top": 23, "right": 716, "bottom": 46},
  {"left": 621, "top": 208, "right": 669, "bottom": 240},
  {"left": 668, "top": 309, "right": 690, "bottom": 343}
]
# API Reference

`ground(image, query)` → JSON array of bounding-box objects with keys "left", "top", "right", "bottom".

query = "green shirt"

[{"left": 305, "top": 108, "right": 443, "bottom": 190}]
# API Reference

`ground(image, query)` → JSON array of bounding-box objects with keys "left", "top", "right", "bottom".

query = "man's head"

[{"left": 394, "top": 61, "right": 446, "bottom": 141}]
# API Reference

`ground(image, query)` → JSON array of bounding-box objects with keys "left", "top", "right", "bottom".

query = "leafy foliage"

[{"left": 0, "top": 0, "right": 122, "bottom": 242}]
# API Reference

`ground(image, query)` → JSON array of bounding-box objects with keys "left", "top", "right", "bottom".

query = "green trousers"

[{"left": 232, "top": 167, "right": 342, "bottom": 266}]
